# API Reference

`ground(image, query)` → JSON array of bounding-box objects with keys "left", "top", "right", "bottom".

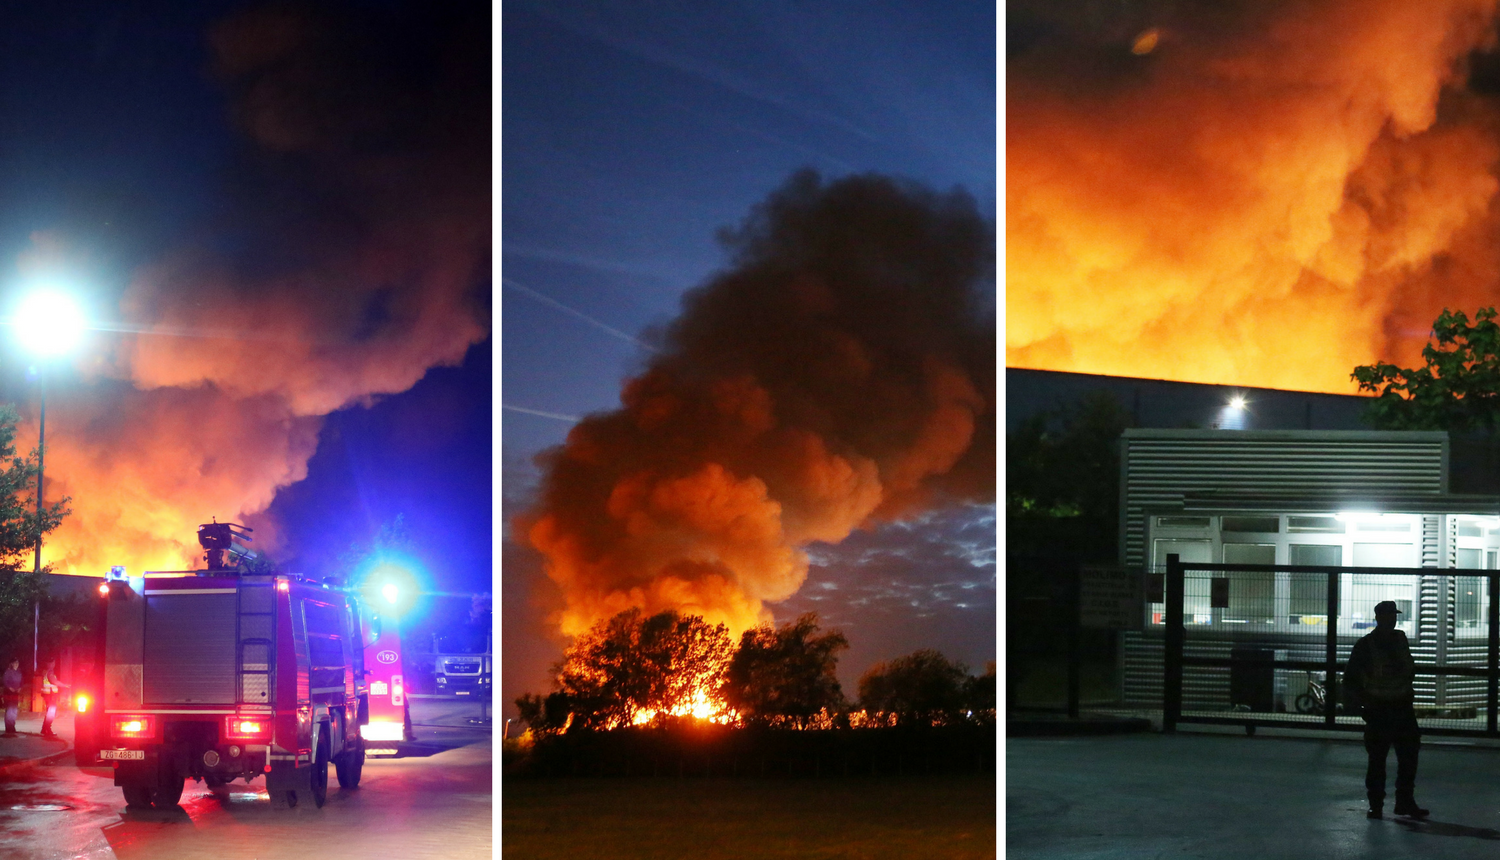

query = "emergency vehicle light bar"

[{"left": 110, "top": 715, "right": 155, "bottom": 739}]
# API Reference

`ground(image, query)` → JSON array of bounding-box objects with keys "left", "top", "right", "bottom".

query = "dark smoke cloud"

[
  {"left": 36, "top": 1, "right": 490, "bottom": 575},
  {"left": 524, "top": 171, "right": 995, "bottom": 636}
]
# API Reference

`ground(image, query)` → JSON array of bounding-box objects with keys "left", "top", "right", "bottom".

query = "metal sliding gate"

[{"left": 1161, "top": 554, "right": 1500, "bottom": 737}]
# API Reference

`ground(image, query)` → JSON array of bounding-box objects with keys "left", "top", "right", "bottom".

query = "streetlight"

[
  {"left": 1215, "top": 393, "right": 1249, "bottom": 430},
  {"left": 11, "top": 290, "right": 86, "bottom": 685}
]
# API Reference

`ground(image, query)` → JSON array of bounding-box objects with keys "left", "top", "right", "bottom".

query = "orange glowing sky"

[{"left": 1008, "top": 0, "right": 1500, "bottom": 393}]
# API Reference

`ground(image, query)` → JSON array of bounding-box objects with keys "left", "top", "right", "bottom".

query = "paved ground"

[
  {"left": 0, "top": 696, "right": 493, "bottom": 859},
  {"left": 0, "top": 710, "right": 72, "bottom": 776},
  {"left": 1008, "top": 729, "right": 1500, "bottom": 859}
]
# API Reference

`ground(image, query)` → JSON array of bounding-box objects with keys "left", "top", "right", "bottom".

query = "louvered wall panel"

[
  {"left": 1121, "top": 431, "right": 1448, "bottom": 568},
  {"left": 1424, "top": 515, "right": 1444, "bottom": 569}
]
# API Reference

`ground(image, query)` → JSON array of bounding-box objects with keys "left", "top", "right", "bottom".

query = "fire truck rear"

[{"left": 98, "top": 523, "right": 373, "bottom": 809}]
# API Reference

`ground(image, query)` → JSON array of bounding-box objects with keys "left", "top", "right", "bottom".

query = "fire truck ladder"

[{"left": 237, "top": 577, "right": 277, "bottom": 707}]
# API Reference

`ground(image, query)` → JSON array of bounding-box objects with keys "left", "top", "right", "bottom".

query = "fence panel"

[{"left": 1154, "top": 554, "right": 1500, "bottom": 737}]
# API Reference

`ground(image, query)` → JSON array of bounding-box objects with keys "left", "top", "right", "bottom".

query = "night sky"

[
  {"left": 0, "top": 2, "right": 995, "bottom": 720},
  {"left": 502, "top": 1, "right": 996, "bottom": 718},
  {"left": 0, "top": 4, "right": 492, "bottom": 619}
]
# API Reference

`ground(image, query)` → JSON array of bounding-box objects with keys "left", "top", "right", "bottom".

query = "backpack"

[{"left": 1361, "top": 635, "right": 1411, "bottom": 703}]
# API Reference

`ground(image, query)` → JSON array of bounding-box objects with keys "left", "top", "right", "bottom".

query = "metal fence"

[{"left": 1155, "top": 553, "right": 1500, "bottom": 737}]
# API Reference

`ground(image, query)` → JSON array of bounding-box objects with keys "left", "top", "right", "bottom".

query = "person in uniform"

[
  {"left": 39, "top": 657, "right": 68, "bottom": 739},
  {"left": 1344, "top": 600, "right": 1429, "bottom": 820}
]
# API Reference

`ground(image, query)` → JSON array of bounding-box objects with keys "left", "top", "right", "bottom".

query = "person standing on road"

[
  {"left": 1344, "top": 600, "right": 1429, "bottom": 820},
  {"left": 2, "top": 659, "right": 22, "bottom": 737},
  {"left": 39, "top": 657, "right": 69, "bottom": 739}
]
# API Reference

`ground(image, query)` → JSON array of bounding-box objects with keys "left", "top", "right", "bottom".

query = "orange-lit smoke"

[
  {"left": 1007, "top": 0, "right": 1500, "bottom": 392},
  {"left": 524, "top": 172, "right": 995, "bottom": 638},
  {"left": 19, "top": 4, "right": 488, "bottom": 576}
]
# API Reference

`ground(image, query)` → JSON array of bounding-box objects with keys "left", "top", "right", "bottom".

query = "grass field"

[{"left": 503, "top": 774, "right": 996, "bottom": 859}]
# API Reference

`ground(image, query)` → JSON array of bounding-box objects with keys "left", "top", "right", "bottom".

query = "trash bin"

[{"left": 1230, "top": 647, "right": 1276, "bottom": 712}]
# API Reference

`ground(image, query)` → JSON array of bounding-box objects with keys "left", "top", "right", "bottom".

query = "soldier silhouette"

[{"left": 1344, "top": 600, "right": 1429, "bottom": 820}]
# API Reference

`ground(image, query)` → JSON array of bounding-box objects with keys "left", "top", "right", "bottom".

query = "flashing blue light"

[
  {"left": 358, "top": 557, "right": 424, "bottom": 619},
  {"left": 107, "top": 566, "right": 127, "bottom": 582}
]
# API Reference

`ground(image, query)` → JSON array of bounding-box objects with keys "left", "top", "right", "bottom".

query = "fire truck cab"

[{"left": 98, "top": 523, "right": 371, "bottom": 810}]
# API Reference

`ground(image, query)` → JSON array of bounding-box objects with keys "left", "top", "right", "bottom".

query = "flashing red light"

[
  {"left": 75, "top": 694, "right": 89, "bottom": 713},
  {"left": 276, "top": 580, "right": 290, "bottom": 593},
  {"left": 97, "top": 583, "right": 110, "bottom": 597},
  {"left": 110, "top": 715, "right": 155, "bottom": 739}
]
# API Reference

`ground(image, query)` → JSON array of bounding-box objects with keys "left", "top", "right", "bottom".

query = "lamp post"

[{"left": 12, "top": 291, "right": 85, "bottom": 688}]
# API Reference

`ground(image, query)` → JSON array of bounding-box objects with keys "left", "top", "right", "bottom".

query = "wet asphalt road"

[
  {"left": 1008, "top": 730, "right": 1500, "bottom": 859},
  {"left": 0, "top": 696, "right": 492, "bottom": 860}
]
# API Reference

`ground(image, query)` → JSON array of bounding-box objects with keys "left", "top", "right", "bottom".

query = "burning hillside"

[
  {"left": 1008, "top": 0, "right": 1500, "bottom": 393},
  {"left": 522, "top": 171, "right": 995, "bottom": 638}
]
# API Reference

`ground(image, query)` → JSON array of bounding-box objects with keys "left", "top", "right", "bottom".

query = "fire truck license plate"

[{"left": 100, "top": 750, "right": 144, "bottom": 761}]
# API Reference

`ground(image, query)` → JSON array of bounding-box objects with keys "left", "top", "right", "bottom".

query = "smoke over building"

[
  {"left": 18, "top": 3, "right": 489, "bottom": 575},
  {"left": 523, "top": 171, "right": 995, "bottom": 637},
  {"left": 1008, "top": 0, "right": 1500, "bottom": 393}
]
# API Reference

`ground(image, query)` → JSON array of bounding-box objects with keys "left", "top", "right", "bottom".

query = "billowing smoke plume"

[
  {"left": 28, "top": 3, "right": 488, "bottom": 575},
  {"left": 524, "top": 172, "right": 995, "bottom": 637},
  {"left": 1008, "top": 0, "right": 1500, "bottom": 392}
]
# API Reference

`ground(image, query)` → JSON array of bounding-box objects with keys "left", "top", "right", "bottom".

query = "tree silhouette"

[
  {"left": 1353, "top": 307, "right": 1500, "bottom": 431},
  {"left": 858, "top": 649, "right": 969, "bottom": 726},
  {"left": 0, "top": 404, "right": 70, "bottom": 661},
  {"left": 549, "top": 609, "right": 734, "bottom": 730},
  {"left": 962, "top": 661, "right": 997, "bottom": 722},
  {"left": 722, "top": 613, "right": 847, "bottom": 727}
]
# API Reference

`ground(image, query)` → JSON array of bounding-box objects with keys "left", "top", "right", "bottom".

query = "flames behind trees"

[
  {"left": 524, "top": 171, "right": 995, "bottom": 637},
  {"left": 515, "top": 609, "right": 994, "bottom": 733},
  {"left": 527, "top": 608, "right": 739, "bottom": 731},
  {"left": 1007, "top": 0, "right": 1500, "bottom": 394}
]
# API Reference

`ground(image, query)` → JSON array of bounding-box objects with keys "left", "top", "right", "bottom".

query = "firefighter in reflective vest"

[
  {"left": 39, "top": 658, "right": 69, "bottom": 739},
  {"left": 1344, "top": 600, "right": 1428, "bottom": 820}
]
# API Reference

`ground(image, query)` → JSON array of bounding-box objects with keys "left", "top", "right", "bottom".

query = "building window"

[
  {"left": 1222, "top": 516, "right": 1279, "bottom": 534},
  {"left": 1352, "top": 542, "right": 1416, "bottom": 567},
  {"left": 1222, "top": 543, "right": 1274, "bottom": 624},
  {"left": 1289, "top": 544, "right": 1340, "bottom": 624},
  {"left": 1156, "top": 516, "right": 1211, "bottom": 529},
  {"left": 1151, "top": 539, "right": 1212, "bottom": 624},
  {"left": 1356, "top": 520, "right": 1411, "bottom": 533},
  {"left": 1347, "top": 574, "right": 1415, "bottom": 632},
  {"left": 1455, "top": 576, "right": 1485, "bottom": 630},
  {"left": 1288, "top": 516, "right": 1344, "bottom": 534}
]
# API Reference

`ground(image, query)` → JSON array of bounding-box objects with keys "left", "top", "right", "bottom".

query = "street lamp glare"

[{"left": 15, "top": 291, "right": 85, "bottom": 356}]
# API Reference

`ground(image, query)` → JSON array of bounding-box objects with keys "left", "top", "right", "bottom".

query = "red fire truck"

[
  {"left": 93, "top": 523, "right": 374, "bottom": 809},
  {"left": 358, "top": 612, "right": 412, "bottom": 755}
]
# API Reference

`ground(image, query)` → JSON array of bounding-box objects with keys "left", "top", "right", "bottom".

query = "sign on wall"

[{"left": 1080, "top": 566, "right": 1144, "bottom": 630}]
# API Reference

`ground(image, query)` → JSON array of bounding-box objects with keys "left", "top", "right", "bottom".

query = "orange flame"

[{"left": 1008, "top": 0, "right": 1500, "bottom": 393}]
